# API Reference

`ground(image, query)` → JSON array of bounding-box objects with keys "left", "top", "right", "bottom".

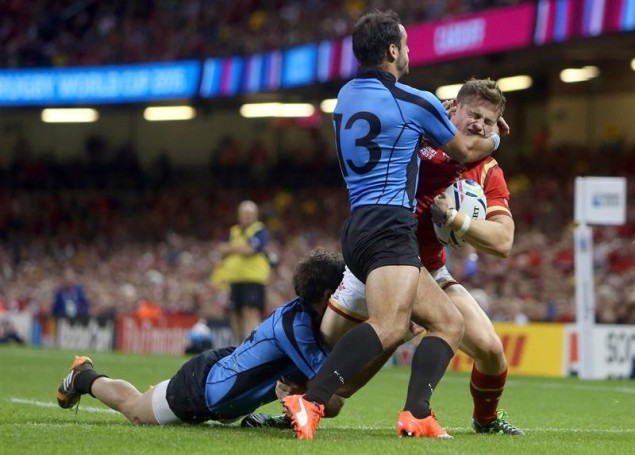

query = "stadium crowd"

[
  {"left": 1, "top": 0, "right": 522, "bottom": 68},
  {"left": 0, "top": 0, "right": 633, "bottom": 328},
  {"left": 1, "top": 137, "right": 634, "bottom": 326}
]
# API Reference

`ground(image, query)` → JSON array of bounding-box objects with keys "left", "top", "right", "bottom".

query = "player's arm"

[
  {"left": 461, "top": 214, "right": 514, "bottom": 257},
  {"left": 275, "top": 377, "right": 345, "bottom": 418},
  {"left": 431, "top": 191, "right": 514, "bottom": 257},
  {"left": 442, "top": 131, "right": 499, "bottom": 164}
]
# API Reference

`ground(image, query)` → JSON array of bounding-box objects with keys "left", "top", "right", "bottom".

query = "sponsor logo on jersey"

[{"left": 419, "top": 144, "right": 437, "bottom": 160}]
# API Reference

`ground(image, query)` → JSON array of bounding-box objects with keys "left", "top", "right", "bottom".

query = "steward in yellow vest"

[
  {"left": 222, "top": 220, "right": 271, "bottom": 284},
  {"left": 217, "top": 200, "right": 271, "bottom": 343}
]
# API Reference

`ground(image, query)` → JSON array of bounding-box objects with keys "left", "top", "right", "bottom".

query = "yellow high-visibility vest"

[{"left": 221, "top": 221, "right": 270, "bottom": 284}]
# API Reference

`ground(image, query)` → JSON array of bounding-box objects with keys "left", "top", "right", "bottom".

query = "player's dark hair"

[
  {"left": 293, "top": 249, "right": 344, "bottom": 304},
  {"left": 353, "top": 10, "right": 402, "bottom": 68},
  {"left": 457, "top": 78, "right": 507, "bottom": 115}
]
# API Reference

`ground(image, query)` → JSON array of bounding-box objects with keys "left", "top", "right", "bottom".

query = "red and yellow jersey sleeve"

[{"left": 416, "top": 148, "right": 512, "bottom": 271}]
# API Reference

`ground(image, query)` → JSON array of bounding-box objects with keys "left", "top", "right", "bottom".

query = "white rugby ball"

[{"left": 433, "top": 179, "right": 487, "bottom": 248}]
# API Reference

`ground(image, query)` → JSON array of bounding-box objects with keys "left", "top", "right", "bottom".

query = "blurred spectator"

[
  {"left": 51, "top": 267, "right": 91, "bottom": 318},
  {"left": 0, "top": 0, "right": 523, "bottom": 68},
  {"left": 0, "top": 318, "right": 25, "bottom": 344},
  {"left": 135, "top": 298, "right": 164, "bottom": 322},
  {"left": 247, "top": 139, "right": 272, "bottom": 187},
  {"left": 210, "top": 135, "right": 244, "bottom": 188},
  {"left": 0, "top": 141, "right": 633, "bottom": 326},
  {"left": 184, "top": 318, "right": 214, "bottom": 355}
]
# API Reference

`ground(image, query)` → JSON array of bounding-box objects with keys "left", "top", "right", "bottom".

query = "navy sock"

[
  {"left": 404, "top": 336, "right": 454, "bottom": 418},
  {"left": 304, "top": 322, "right": 383, "bottom": 405},
  {"left": 75, "top": 370, "right": 108, "bottom": 397}
]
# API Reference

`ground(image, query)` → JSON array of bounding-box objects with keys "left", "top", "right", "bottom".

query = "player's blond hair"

[{"left": 457, "top": 78, "right": 506, "bottom": 115}]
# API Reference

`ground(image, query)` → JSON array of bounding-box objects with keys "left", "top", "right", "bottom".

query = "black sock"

[
  {"left": 75, "top": 370, "right": 108, "bottom": 397},
  {"left": 304, "top": 322, "right": 383, "bottom": 405},
  {"left": 404, "top": 336, "right": 454, "bottom": 419}
]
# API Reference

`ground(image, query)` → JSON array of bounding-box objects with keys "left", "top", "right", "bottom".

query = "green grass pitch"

[{"left": 1, "top": 346, "right": 634, "bottom": 454}]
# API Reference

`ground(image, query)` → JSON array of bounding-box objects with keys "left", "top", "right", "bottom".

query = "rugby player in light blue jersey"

[
  {"left": 282, "top": 10, "right": 502, "bottom": 440},
  {"left": 56, "top": 250, "right": 347, "bottom": 426}
]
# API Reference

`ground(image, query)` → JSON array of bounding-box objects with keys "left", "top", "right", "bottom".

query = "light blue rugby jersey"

[
  {"left": 333, "top": 69, "right": 457, "bottom": 211},
  {"left": 204, "top": 298, "right": 329, "bottom": 419}
]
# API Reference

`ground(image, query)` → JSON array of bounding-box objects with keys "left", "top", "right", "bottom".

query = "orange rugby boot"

[
  {"left": 396, "top": 410, "right": 452, "bottom": 438},
  {"left": 56, "top": 355, "right": 94, "bottom": 410},
  {"left": 282, "top": 394, "right": 325, "bottom": 440}
]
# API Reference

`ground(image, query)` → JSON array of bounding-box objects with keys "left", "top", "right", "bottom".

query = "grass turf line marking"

[{"left": 10, "top": 398, "right": 118, "bottom": 414}]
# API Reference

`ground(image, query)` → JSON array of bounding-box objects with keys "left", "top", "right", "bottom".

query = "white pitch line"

[
  {"left": 18, "top": 423, "right": 111, "bottom": 428},
  {"left": 10, "top": 398, "right": 118, "bottom": 414}
]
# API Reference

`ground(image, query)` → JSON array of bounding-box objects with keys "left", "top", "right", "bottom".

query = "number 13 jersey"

[{"left": 333, "top": 68, "right": 457, "bottom": 211}]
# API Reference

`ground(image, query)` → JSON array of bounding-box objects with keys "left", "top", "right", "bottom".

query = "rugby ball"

[{"left": 433, "top": 179, "right": 487, "bottom": 248}]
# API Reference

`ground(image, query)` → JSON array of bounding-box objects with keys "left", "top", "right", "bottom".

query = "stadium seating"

[
  {"left": 0, "top": 0, "right": 633, "bottom": 326},
  {"left": 0, "top": 0, "right": 522, "bottom": 67}
]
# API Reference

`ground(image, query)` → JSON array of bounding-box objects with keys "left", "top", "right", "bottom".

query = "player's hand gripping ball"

[{"left": 433, "top": 179, "right": 487, "bottom": 248}]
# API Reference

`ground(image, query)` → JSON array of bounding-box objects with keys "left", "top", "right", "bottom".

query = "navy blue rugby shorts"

[
  {"left": 341, "top": 205, "right": 421, "bottom": 283},
  {"left": 166, "top": 346, "right": 236, "bottom": 424}
]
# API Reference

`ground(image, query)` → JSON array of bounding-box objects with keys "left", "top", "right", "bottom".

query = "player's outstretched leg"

[
  {"left": 472, "top": 410, "right": 525, "bottom": 435},
  {"left": 397, "top": 410, "right": 452, "bottom": 438},
  {"left": 56, "top": 356, "right": 94, "bottom": 410},
  {"left": 282, "top": 395, "right": 324, "bottom": 439}
]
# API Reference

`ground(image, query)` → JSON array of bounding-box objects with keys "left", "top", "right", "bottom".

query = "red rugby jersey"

[{"left": 416, "top": 142, "right": 512, "bottom": 271}]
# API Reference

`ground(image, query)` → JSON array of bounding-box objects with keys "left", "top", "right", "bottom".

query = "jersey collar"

[{"left": 356, "top": 68, "right": 396, "bottom": 84}]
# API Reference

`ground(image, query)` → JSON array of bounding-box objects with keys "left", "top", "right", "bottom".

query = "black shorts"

[
  {"left": 166, "top": 346, "right": 236, "bottom": 424},
  {"left": 341, "top": 205, "right": 421, "bottom": 283},
  {"left": 228, "top": 283, "right": 266, "bottom": 311}
]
